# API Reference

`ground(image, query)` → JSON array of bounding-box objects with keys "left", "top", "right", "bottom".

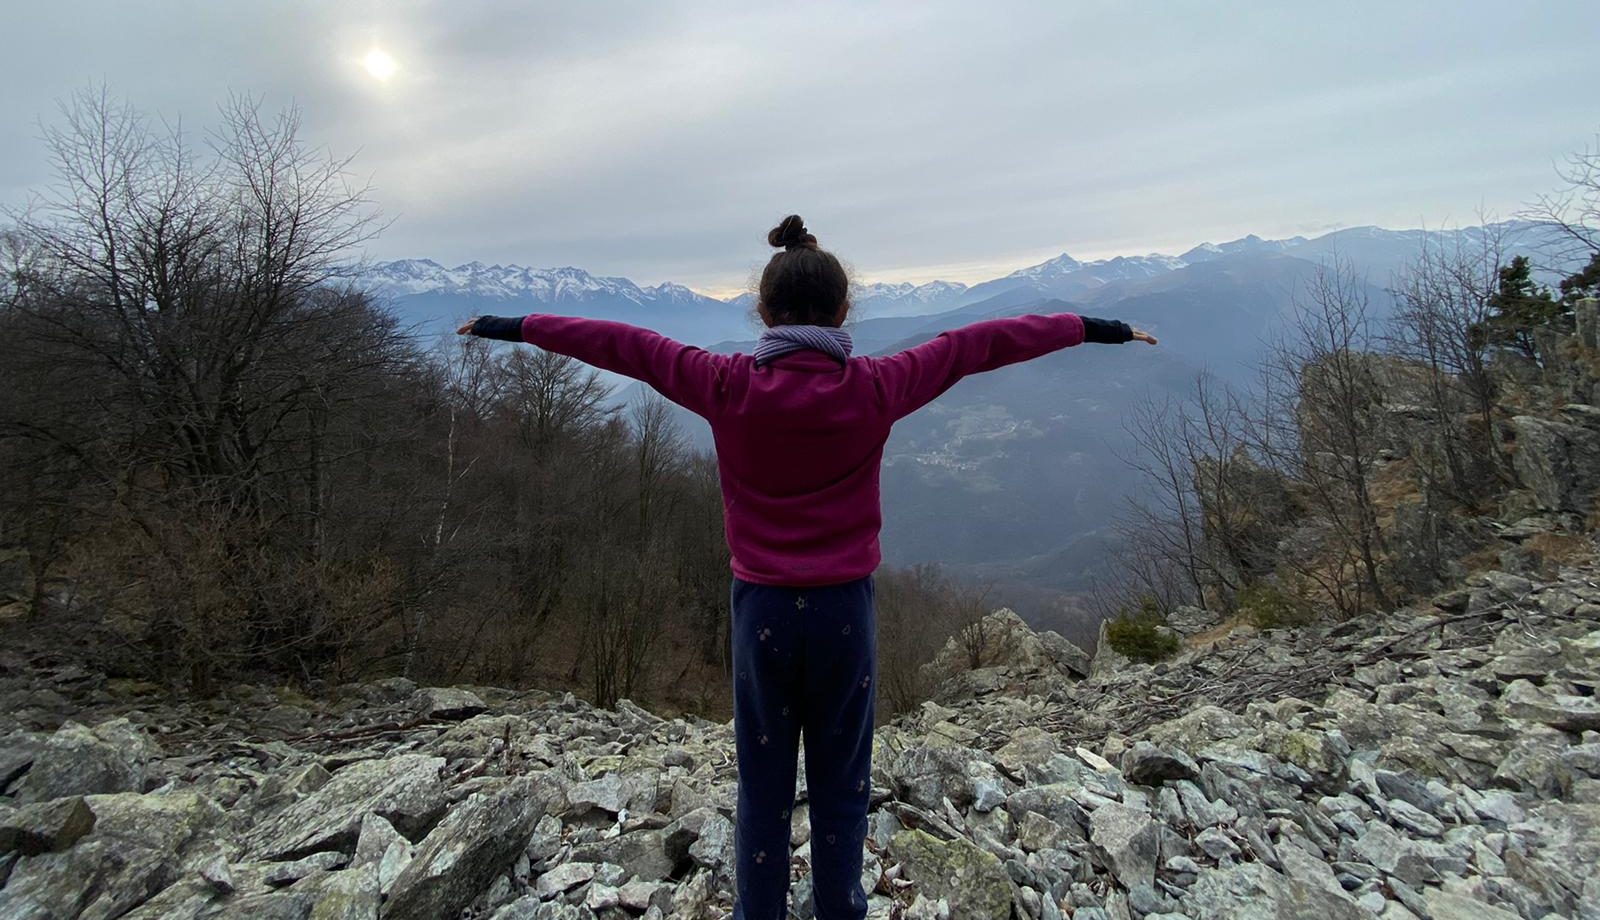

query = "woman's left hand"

[
  {"left": 1131, "top": 328, "right": 1158, "bottom": 345},
  {"left": 457, "top": 318, "right": 480, "bottom": 336}
]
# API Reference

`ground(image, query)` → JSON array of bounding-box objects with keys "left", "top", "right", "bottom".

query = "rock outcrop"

[
  {"left": 919, "top": 608, "right": 1092, "bottom": 702},
  {"left": 5, "top": 558, "right": 1600, "bottom": 918}
]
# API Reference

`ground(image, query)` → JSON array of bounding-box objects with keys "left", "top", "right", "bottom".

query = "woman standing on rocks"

[{"left": 460, "top": 215, "right": 1156, "bottom": 919}]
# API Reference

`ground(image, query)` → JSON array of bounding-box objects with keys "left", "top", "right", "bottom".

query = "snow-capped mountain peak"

[
  {"left": 1006, "top": 252, "right": 1084, "bottom": 281},
  {"left": 359, "top": 259, "right": 727, "bottom": 308}
]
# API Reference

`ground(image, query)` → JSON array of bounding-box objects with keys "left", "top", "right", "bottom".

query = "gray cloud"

[{"left": 2, "top": 1, "right": 1594, "bottom": 293}]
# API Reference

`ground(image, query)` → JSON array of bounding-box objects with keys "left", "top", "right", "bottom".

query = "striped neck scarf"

[{"left": 752, "top": 324, "right": 854, "bottom": 367}]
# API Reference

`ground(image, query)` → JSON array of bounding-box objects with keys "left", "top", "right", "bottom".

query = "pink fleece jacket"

[{"left": 519, "top": 312, "right": 1088, "bottom": 586}]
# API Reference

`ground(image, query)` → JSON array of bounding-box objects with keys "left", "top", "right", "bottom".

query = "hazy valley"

[{"left": 360, "top": 221, "right": 1574, "bottom": 635}]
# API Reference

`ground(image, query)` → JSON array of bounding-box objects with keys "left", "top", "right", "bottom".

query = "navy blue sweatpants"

[{"left": 729, "top": 574, "right": 877, "bottom": 920}]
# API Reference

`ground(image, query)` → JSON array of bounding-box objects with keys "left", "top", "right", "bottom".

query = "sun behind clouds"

[{"left": 362, "top": 47, "right": 398, "bottom": 82}]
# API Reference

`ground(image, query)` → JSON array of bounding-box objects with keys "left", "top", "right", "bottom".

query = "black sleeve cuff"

[
  {"left": 471, "top": 315, "right": 525, "bottom": 342},
  {"left": 1082, "top": 317, "right": 1133, "bottom": 344}
]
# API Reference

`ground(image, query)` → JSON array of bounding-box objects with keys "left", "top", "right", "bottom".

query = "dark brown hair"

[{"left": 757, "top": 215, "right": 850, "bottom": 327}]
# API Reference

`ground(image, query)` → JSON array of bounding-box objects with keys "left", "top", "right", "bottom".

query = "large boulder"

[
  {"left": 888, "top": 829, "right": 1015, "bottom": 920},
  {"left": 571, "top": 828, "right": 678, "bottom": 881},
  {"left": 0, "top": 791, "right": 226, "bottom": 919},
  {"left": 565, "top": 768, "right": 660, "bottom": 816},
  {"left": 1092, "top": 617, "right": 1133, "bottom": 678},
  {"left": 889, "top": 745, "right": 989, "bottom": 811},
  {"left": 921, "top": 609, "right": 1091, "bottom": 688},
  {"left": 1180, "top": 859, "right": 1368, "bottom": 920},
  {"left": 409, "top": 687, "right": 488, "bottom": 720},
  {"left": 0, "top": 796, "right": 97, "bottom": 856},
  {"left": 245, "top": 754, "right": 448, "bottom": 860},
  {"left": 11, "top": 718, "right": 161, "bottom": 804},
  {"left": 1167, "top": 606, "right": 1221, "bottom": 637},
  {"left": 1501, "top": 678, "right": 1600, "bottom": 732},
  {"left": 383, "top": 774, "right": 553, "bottom": 920},
  {"left": 1507, "top": 408, "right": 1600, "bottom": 513},
  {"left": 1145, "top": 705, "right": 1251, "bottom": 752},
  {"left": 1121, "top": 742, "right": 1200, "bottom": 786},
  {"left": 1088, "top": 801, "right": 1160, "bottom": 890}
]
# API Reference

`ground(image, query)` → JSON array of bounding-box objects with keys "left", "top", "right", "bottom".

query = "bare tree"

[
  {"left": 1117, "top": 374, "right": 1262, "bottom": 613},
  {"left": 1386, "top": 221, "right": 1511, "bottom": 502},
  {"left": 875, "top": 564, "right": 962, "bottom": 717},
  {"left": 952, "top": 577, "right": 998, "bottom": 669},
  {"left": 1524, "top": 134, "right": 1600, "bottom": 264},
  {"left": 631, "top": 392, "right": 687, "bottom": 541},
  {"left": 1254, "top": 258, "right": 1390, "bottom": 616},
  {"left": 2, "top": 87, "right": 412, "bottom": 688}
]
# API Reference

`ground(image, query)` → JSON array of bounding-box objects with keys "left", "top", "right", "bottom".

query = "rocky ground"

[{"left": 3, "top": 557, "right": 1600, "bottom": 919}]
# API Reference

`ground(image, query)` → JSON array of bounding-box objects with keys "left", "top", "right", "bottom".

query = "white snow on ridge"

[
  {"left": 361, "top": 220, "right": 1546, "bottom": 311},
  {"left": 360, "top": 259, "right": 724, "bottom": 307}
]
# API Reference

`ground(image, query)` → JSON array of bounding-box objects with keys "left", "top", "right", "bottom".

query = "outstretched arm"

[
  {"left": 460, "top": 314, "right": 730, "bottom": 418},
  {"left": 869, "top": 312, "right": 1154, "bottom": 419}
]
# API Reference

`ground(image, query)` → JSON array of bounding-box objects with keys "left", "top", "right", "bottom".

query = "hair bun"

[{"left": 768, "top": 214, "right": 818, "bottom": 251}]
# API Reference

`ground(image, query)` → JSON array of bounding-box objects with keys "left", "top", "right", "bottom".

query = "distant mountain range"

[
  {"left": 356, "top": 220, "right": 1576, "bottom": 624},
  {"left": 359, "top": 220, "right": 1560, "bottom": 345}
]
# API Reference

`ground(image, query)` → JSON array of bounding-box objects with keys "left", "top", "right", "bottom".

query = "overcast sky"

[{"left": 3, "top": 2, "right": 1595, "bottom": 295}]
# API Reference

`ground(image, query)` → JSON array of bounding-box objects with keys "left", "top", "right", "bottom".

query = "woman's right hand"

[
  {"left": 457, "top": 318, "right": 480, "bottom": 336},
  {"left": 1131, "top": 328, "right": 1158, "bottom": 345}
]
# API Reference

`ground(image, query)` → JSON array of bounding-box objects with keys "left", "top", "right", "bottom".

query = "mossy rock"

[{"left": 887, "top": 828, "right": 1015, "bottom": 919}]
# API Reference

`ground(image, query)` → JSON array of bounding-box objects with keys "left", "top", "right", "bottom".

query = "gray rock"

[
  {"left": 1422, "top": 888, "right": 1522, "bottom": 920},
  {"left": 567, "top": 769, "right": 658, "bottom": 815},
  {"left": 263, "top": 849, "right": 348, "bottom": 886},
  {"left": 1016, "top": 811, "right": 1063, "bottom": 853},
  {"left": 1502, "top": 678, "right": 1600, "bottom": 732},
  {"left": 888, "top": 828, "right": 1015, "bottom": 920},
  {"left": 1092, "top": 618, "right": 1133, "bottom": 679},
  {"left": 0, "top": 791, "right": 225, "bottom": 920},
  {"left": 618, "top": 878, "right": 669, "bottom": 911},
  {"left": 584, "top": 882, "right": 620, "bottom": 910},
  {"left": 197, "top": 853, "right": 234, "bottom": 894},
  {"left": 1146, "top": 707, "right": 1251, "bottom": 752},
  {"left": 1384, "top": 799, "right": 1445, "bottom": 837},
  {"left": 1194, "top": 827, "right": 1239, "bottom": 861},
  {"left": 1350, "top": 821, "right": 1453, "bottom": 887},
  {"left": 1005, "top": 783, "right": 1090, "bottom": 837},
  {"left": 1176, "top": 781, "right": 1238, "bottom": 829},
  {"left": 409, "top": 686, "right": 488, "bottom": 720},
  {"left": 301, "top": 863, "right": 382, "bottom": 919},
  {"left": 1491, "top": 642, "right": 1563, "bottom": 681},
  {"left": 571, "top": 828, "right": 677, "bottom": 881},
  {"left": 1508, "top": 413, "right": 1600, "bottom": 513},
  {"left": 252, "top": 762, "right": 333, "bottom": 809},
  {"left": 1180, "top": 861, "right": 1368, "bottom": 920},
  {"left": 923, "top": 609, "right": 1091, "bottom": 686},
  {"left": 246, "top": 754, "right": 447, "bottom": 860},
  {"left": 891, "top": 745, "right": 982, "bottom": 811},
  {"left": 1167, "top": 606, "right": 1221, "bottom": 637},
  {"left": 0, "top": 796, "right": 96, "bottom": 855},
  {"left": 353, "top": 812, "right": 410, "bottom": 894},
  {"left": 384, "top": 775, "right": 552, "bottom": 920},
  {"left": 1039, "top": 630, "right": 1093, "bottom": 679},
  {"left": 1089, "top": 802, "right": 1160, "bottom": 889},
  {"left": 1474, "top": 570, "right": 1535, "bottom": 601},
  {"left": 1493, "top": 739, "right": 1574, "bottom": 796},
  {"left": 1277, "top": 843, "right": 1359, "bottom": 907},
  {"left": 534, "top": 861, "right": 597, "bottom": 898},
  {"left": 11, "top": 719, "right": 159, "bottom": 804},
  {"left": 688, "top": 813, "right": 734, "bottom": 869},
  {"left": 1122, "top": 742, "right": 1201, "bottom": 786},
  {"left": 117, "top": 877, "right": 244, "bottom": 919},
  {"left": 1373, "top": 769, "right": 1444, "bottom": 815}
]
